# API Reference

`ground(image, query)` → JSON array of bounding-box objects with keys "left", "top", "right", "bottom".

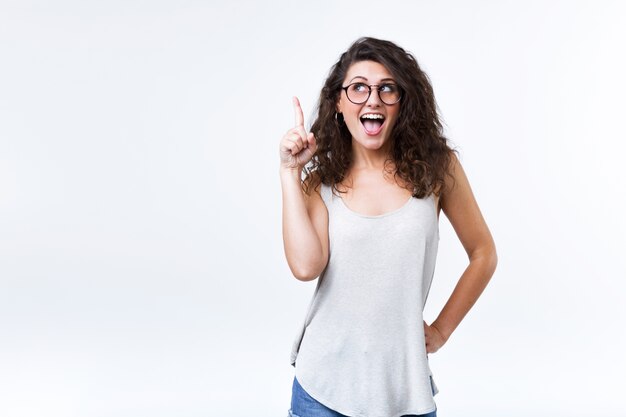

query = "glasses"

[{"left": 341, "top": 82, "right": 402, "bottom": 105}]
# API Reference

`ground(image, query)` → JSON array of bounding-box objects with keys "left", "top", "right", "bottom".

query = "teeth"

[{"left": 361, "top": 114, "right": 385, "bottom": 120}]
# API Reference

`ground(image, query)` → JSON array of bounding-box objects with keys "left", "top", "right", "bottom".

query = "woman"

[{"left": 279, "top": 37, "right": 497, "bottom": 417}]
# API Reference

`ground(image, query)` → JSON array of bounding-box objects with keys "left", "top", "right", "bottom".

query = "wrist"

[
  {"left": 279, "top": 167, "right": 303, "bottom": 180},
  {"left": 431, "top": 321, "right": 452, "bottom": 342}
]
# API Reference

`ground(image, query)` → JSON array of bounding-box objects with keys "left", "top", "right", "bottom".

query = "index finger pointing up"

[{"left": 293, "top": 96, "right": 304, "bottom": 127}]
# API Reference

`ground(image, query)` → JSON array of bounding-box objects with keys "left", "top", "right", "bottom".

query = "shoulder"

[
  {"left": 440, "top": 151, "right": 462, "bottom": 197},
  {"left": 439, "top": 152, "right": 478, "bottom": 221}
]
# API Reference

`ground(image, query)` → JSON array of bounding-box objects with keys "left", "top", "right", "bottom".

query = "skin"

[{"left": 279, "top": 60, "right": 497, "bottom": 354}]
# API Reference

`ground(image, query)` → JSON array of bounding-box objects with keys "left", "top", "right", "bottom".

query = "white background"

[{"left": 1, "top": 1, "right": 625, "bottom": 416}]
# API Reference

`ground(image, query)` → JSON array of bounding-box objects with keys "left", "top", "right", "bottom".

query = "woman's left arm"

[{"left": 424, "top": 153, "right": 498, "bottom": 354}]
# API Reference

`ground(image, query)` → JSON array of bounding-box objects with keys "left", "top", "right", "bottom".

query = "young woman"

[{"left": 279, "top": 37, "right": 497, "bottom": 417}]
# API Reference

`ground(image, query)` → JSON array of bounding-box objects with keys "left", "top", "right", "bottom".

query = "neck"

[{"left": 349, "top": 139, "right": 393, "bottom": 170}]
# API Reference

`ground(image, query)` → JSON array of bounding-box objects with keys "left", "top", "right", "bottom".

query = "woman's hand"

[
  {"left": 279, "top": 97, "right": 317, "bottom": 171},
  {"left": 424, "top": 320, "right": 448, "bottom": 354}
]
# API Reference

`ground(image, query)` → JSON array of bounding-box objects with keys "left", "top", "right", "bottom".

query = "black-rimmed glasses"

[{"left": 341, "top": 82, "right": 402, "bottom": 105}]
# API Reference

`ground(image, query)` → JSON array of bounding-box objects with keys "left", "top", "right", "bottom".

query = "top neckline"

[{"left": 337, "top": 193, "right": 416, "bottom": 219}]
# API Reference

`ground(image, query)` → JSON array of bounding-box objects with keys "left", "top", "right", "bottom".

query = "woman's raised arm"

[{"left": 279, "top": 97, "right": 329, "bottom": 281}]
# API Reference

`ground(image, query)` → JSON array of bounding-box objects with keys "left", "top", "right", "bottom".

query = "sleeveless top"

[{"left": 289, "top": 182, "right": 440, "bottom": 417}]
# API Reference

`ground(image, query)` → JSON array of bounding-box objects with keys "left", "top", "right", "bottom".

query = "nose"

[{"left": 365, "top": 86, "right": 382, "bottom": 107}]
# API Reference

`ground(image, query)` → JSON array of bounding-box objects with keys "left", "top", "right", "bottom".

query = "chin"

[{"left": 353, "top": 136, "right": 389, "bottom": 149}]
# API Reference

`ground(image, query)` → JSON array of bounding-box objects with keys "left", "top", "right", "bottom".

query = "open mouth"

[{"left": 360, "top": 113, "right": 385, "bottom": 135}]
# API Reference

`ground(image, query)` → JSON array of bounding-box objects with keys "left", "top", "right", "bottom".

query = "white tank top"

[{"left": 289, "top": 182, "right": 440, "bottom": 417}]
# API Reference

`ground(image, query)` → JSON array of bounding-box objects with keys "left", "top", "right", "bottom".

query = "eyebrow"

[{"left": 349, "top": 76, "right": 396, "bottom": 83}]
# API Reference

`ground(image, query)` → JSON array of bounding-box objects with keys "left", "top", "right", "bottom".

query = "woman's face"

[{"left": 337, "top": 60, "right": 401, "bottom": 152}]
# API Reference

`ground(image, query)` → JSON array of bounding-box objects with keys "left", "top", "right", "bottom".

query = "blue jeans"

[{"left": 288, "top": 376, "right": 437, "bottom": 417}]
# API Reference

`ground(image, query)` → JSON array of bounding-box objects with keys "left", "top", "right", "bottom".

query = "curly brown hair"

[{"left": 302, "top": 37, "right": 458, "bottom": 199}]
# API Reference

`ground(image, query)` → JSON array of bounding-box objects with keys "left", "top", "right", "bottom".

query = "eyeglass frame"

[{"left": 340, "top": 82, "right": 403, "bottom": 105}]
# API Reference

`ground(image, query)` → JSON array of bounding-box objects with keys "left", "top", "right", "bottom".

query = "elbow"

[
  {"left": 469, "top": 242, "right": 498, "bottom": 276},
  {"left": 292, "top": 266, "right": 320, "bottom": 282},
  {"left": 486, "top": 244, "right": 498, "bottom": 276},
  {"left": 489, "top": 250, "right": 498, "bottom": 276},
  {"left": 290, "top": 260, "right": 326, "bottom": 282}
]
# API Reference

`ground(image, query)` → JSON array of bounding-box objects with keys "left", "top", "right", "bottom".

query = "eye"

[
  {"left": 351, "top": 83, "right": 369, "bottom": 92},
  {"left": 379, "top": 84, "right": 399, "bottom": 93}
]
